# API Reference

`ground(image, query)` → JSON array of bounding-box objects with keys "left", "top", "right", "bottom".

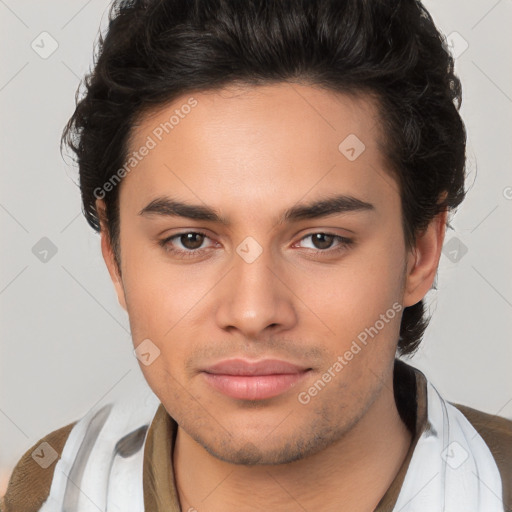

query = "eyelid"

[
  {"left": 160, "top": 230, "right": 214, "bottom": 249},
  {"left": 294, "top": 232, "right": 353, "bottom": 248}
]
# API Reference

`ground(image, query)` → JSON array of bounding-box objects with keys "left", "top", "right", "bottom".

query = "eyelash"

[{"left": 159, "top": 231, "right": 353, "bottom": 259}]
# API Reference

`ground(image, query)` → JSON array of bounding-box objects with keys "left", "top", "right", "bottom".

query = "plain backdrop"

[{"left": 1, "top": 0, "right": 511, "bottom": 491}]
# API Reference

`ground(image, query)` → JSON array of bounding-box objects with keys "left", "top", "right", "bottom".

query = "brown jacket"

[{"left": 3, "top": 360, "right": 512, "bottom": 511}]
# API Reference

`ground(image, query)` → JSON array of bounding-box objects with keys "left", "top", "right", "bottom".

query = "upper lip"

[{"left": 202, "top": 358, "right": 311, "bottom": 376}]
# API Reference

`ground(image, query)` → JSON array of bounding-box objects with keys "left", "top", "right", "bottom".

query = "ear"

[
  {"left": 96, "top": 199, "right": 127, "bottom": 311},
  {"left": 403, "top": 208, "right": 448, "bottom": 308}
]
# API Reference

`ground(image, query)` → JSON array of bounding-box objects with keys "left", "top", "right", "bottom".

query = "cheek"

[
  {"left": 120, "top": 243, "right": 220, "bottom": 397},
  {"left": 294, "top": 237, "right": 405, "bottom": 339},
  {"left": 121, "top": 240, "right": 206, "bottom": 338}
]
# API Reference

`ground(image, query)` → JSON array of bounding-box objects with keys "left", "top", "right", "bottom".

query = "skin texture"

[{"left": 98, "top": 82, "right": 447, "bottom": 511}]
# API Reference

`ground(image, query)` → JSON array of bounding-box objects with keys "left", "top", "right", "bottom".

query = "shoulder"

[
  {"left": 2, "top": 421, "right": 77, "bottom": 512},
  {"left": 451, "top": 402, "right": 512, "bottom": 453},
  {"left": 451, "top": 402, "right": 512, "bottom": 511}
]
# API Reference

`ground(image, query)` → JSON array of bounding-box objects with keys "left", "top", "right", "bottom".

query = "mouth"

[{"left": 201, "top": 358, "right": 312, "bottom": 400}]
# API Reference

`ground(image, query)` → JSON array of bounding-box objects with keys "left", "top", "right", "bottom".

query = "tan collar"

[
  {"left": 142, "top": 359, "right": 429, "bottom": 512},
  {"left": 374, "top": 360, "right": 429, "bottom": 511}
]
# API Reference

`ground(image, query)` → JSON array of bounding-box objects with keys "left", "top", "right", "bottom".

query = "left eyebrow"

[
  {"left": 138, "top": 194, "right": 375, "bottom": 226},
  {"left": 281, "top": 194, "right": 375, "bottom": 223}
]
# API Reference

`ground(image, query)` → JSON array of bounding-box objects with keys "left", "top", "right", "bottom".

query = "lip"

[{"left": 201, "top": 358, "right": 311, "bottom": 400}]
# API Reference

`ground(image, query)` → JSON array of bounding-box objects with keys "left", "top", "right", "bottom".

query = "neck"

[{"left": 172, "top": 377, "right": 412, "bottom": 512}]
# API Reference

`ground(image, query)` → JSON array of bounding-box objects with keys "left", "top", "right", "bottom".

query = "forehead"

[
  {"left": 131, "top": 82, "right": 384, "bottom": 152},
  {"left": 121, "top": 82, "right": 398, "bottom": 219}
]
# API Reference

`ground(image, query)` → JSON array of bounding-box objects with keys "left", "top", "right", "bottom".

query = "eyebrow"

[{"left": 139, "top": 194, "right": 375, "bottom": 225}]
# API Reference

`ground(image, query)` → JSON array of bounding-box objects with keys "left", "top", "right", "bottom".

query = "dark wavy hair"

[{"left": 61, "top": 0, "right": 467, "bottom": 357}]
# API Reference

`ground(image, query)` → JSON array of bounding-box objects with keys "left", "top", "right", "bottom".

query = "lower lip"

[{"left": 202, "top": 372, "right": 309, "bottom": 400}]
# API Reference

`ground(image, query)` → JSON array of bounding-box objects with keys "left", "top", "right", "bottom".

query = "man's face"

[{"left": 105, "top": 83, "right": 418, "bottom": 464}]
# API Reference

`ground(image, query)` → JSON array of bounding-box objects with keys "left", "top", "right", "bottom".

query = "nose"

[{"left": 214, "top": 243, "right": 297, "bottom": 340}]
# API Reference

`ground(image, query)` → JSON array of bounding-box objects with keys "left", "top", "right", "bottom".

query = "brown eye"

[
  {"left": 179, "top": 232, "right": 206, "bottom": 250},
  {"left": 159, "top": 231, "right": 214, "bottom": 258},
  {"left": 310, "top": 233, "right": 336, "bottom": 250},
  {"left": 296, "top": 233, "right": 353, "bottom": 256}
]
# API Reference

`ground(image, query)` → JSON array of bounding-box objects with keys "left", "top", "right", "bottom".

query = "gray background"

[{"left": 1, "top": 0, "right": 511, "bottom": 493}]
